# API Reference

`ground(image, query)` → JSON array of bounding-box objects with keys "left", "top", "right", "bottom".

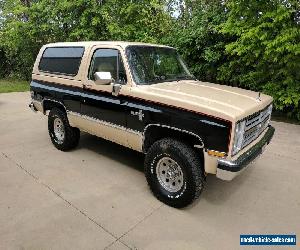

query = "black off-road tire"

[
  {"left": 145, "top": 138, "right": 205, "bottom": 208},
  {"left": 48, "top": 108, "right": 80, "bottom": 151}
]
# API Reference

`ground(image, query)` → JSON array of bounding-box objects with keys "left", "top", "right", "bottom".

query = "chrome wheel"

[
  {"left": 53, "top": 117, "right": 65, "bottom": 142},
  {"left": 156, "top": 157, "right": 184, "bottom": 193}
]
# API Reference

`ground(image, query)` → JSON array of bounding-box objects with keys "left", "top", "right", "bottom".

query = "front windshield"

[{"left": 126, "top": 46, "right": 195, "bottom": 85}]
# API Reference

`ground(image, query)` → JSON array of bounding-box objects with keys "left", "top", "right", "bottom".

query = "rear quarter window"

[{"left": 38, "top": 47, "right": 84, "bottom": 76}]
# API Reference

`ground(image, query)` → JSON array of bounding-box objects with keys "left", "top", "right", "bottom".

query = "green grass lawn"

[{"left": 0, "top": 79, "right": 30, "bottom": 93}]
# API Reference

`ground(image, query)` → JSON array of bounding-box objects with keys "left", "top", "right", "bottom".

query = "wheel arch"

[
  {"left": 42, "top": 99, "right": 67, "bottom": 114},
  {"left": 143, "top": 124, "right": 204, "bottom": 153}
]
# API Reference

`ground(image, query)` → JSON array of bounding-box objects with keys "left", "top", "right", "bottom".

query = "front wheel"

[
  {"left": 48, "top": 108, "right": 80, "bottom": 151},
  {"left": 144, "top": 138, "right": 205, "bottom": 208}
]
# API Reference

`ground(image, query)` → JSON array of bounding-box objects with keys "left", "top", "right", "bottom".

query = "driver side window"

[{"left": 88, "top": 48, "right": 127, "bottom": 84}]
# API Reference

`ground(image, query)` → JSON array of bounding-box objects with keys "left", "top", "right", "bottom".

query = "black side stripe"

[{"left": 31, "top": 81, "right": 120, "bottom": 104}]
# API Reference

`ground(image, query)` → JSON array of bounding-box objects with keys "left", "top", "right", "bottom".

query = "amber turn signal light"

[{"left": 207, "top": 150, "right": 226, "bottom": 158}]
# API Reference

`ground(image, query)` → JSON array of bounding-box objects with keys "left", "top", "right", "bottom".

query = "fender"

[
  {"left": 143, "top": 124, "right": 205, "bottom": 153},
  {"left": 40, "top": 98, "right": 67, "bottom": 114}
]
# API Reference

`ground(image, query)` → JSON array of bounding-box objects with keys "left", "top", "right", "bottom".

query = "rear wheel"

[
  {"left": 144, "top": 138, "right": 205, "bottom": 208},
  {"left": 48, "top": 108, "right": 80, "bottom": 151}
]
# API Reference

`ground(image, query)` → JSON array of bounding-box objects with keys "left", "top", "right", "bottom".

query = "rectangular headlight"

[{"left": 232, "top": 120, "right": 246, "bottom": 155}]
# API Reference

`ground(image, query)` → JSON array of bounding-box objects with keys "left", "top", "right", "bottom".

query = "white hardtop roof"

[{"left": 44, "top": 41, "right": 174, "bottom": 49}]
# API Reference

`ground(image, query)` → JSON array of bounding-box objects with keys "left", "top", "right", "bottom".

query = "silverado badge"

[{"left": 130, "top": 110, "right": 144, "bottom": 121}]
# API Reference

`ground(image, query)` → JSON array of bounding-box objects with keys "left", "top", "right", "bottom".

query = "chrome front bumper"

[{"left": 216, "top": 125, "right": 275, "bottom": 181}]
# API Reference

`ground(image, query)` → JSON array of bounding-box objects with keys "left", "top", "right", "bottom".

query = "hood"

[{"left": 130, "top": 80, "right": 273, "bottom": 121}]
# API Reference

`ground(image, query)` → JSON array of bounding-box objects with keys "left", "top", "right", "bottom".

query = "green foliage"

[
  {"left": 0, "top": 0, "right": 110, "bottom": 79},
  {"left": 0, "top": 47, "right": 9, "bottom": 78},
  {"left": 0, "top": 78, "right": 29, "bottom": 93},
  {"left": 0, "top": 0, "right": 299, "bottom": 119},
  {"left": 102, "top": 0, "right": 172, "bottom": 43},
  {"left": 219, "top": 0, "right": 300, "bottom": 119},
  {"left": 0, "top": 0, "right": 171, "bottom": 79},
  {"left": 165, "top": 0, "right": 230, "bottom": 82}
]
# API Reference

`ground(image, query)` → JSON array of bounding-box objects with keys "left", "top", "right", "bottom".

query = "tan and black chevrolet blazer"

[{"left": 29, "top": 41, "right": 275, "bottom": 208}]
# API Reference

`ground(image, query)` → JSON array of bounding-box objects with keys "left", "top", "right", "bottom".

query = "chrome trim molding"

[
  {"left": 242, "top": 104, "right": 271, "bottom": 149},
  {"left": 143, "top": 124, "right": 204, "bottom": 148},
  {"left": 31, "top": 97, "right": 67, "bottom": 114},
  {"left": 32, "top": 95, "right": 143, "bottom": 137},
  {"left": 31, "top": 81, "right": 119, "bottom": 104},
  {"left": 217, "top": 125, "right": 275, "bottom": 180},
  {"left": 42, "top": 98, "right": 67, "bottom": 113},
  {"left": 67, "top": 111, "right": 142, "bottom": 136}
]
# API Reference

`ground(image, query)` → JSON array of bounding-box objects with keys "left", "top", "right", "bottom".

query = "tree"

[
  {"left": 0, "top": 0, "right": 170, "bottom": 79},
  {"left": 166, "top": 0, "right": 230, "bottom": 82},
  {"left": 0, "top": 0, "right": 111, "bottom": 78},
  {"left": 0, "top": 0, "right": 299, "bottom": 120},
  {"left": 220, "top": 0, "right": 300, "bottom": 119},
  {"left": 102, "top": 0, "right": 172, "bottom": 43}
]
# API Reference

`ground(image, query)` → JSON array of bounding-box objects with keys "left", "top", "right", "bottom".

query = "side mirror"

[{"left": 94, "top": 72, "right": 112, "bottom": 85}]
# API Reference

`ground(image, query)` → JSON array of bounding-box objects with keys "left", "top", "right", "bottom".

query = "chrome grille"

[{"left": 242, "top": 105, "right": 271, "bottom": 148}]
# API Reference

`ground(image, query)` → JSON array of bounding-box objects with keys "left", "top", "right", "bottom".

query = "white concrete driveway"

[{"left": 0, "top": 92, "right": 299, "bottom": 250}]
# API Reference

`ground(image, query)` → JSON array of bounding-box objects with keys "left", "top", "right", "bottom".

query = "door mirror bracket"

[{"left": 112, "top": 83, "right": 122, "bottom": 96}]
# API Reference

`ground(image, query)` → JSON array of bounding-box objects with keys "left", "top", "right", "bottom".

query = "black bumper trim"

[{"left": 218, "top": 125, "right": 275, "bottom": 172}]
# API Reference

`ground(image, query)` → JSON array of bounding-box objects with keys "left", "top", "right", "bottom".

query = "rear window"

[{"left": 39, "top": 47, "right": 84, "bottom": 76}]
